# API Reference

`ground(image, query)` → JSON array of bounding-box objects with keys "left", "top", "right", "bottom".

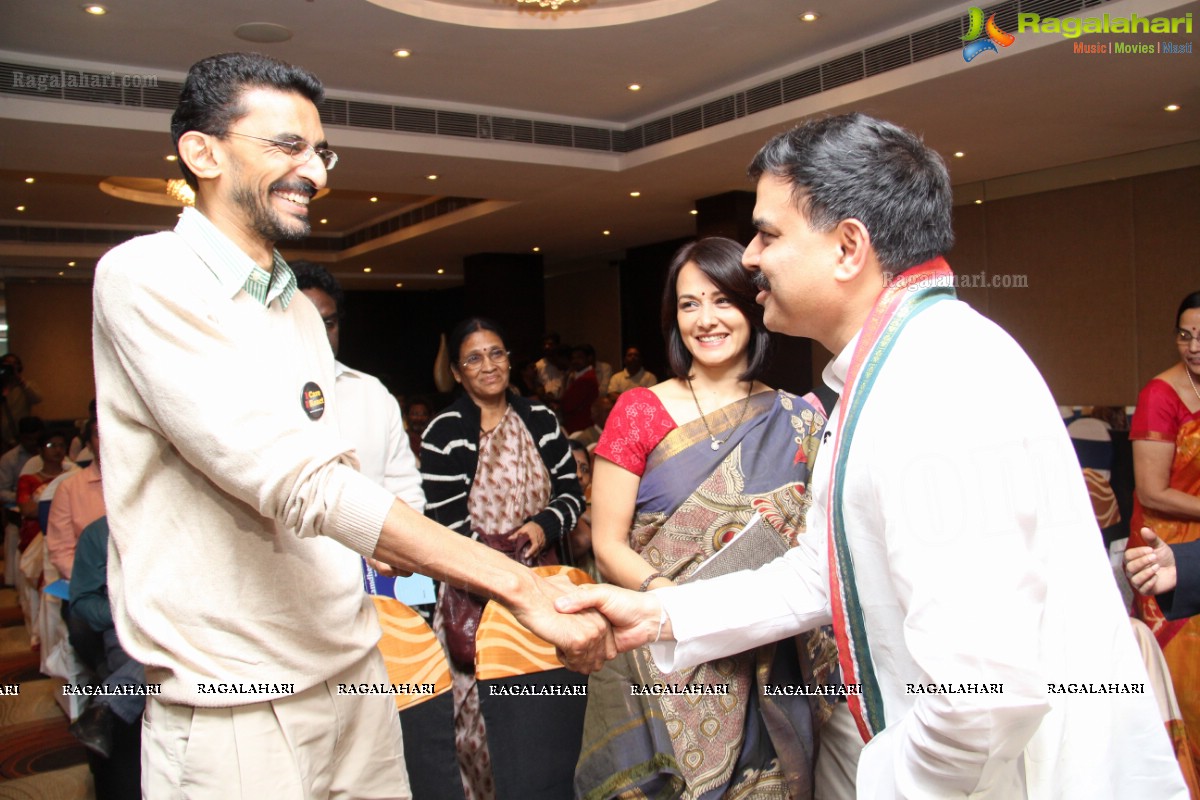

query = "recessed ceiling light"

[
  {"left": 629, "top": 191, "right": 641, "bottom": 198},
  {"left": 24, "top": 177, "right": 34, "bottom": 184},
  {"left": 974, "top": 199, "right": 983, "bottom": 205},
  {"left": 83, "top": 5, "right": 107, "bottom": 15},
  {"left": 395, "top": 282, "right": 404, "bottom": 288},
  {"left": 1165, "top": 104, "right": 1181, "bottom": 112},
  {"left": 393, "top": 49, "right": 412, "bottom": 58},
  {"left": 369, "top": 196, "right": 379, "bottom": 203},
  {"left": 954, "top": 151, "right": 965, "bottom": 158},
  {"left": 164, "top": 154, "right": 177, "bottom": 162},
  {"left": 427, "top": 174, "right": 438, "bottom": 181},
  {"left": 363, "top": 267, "right": 373, "bottom": 273},
  {"left": 602, "top": 230, "right": 611, "bottom": 236},
  {"left": 436, "top": 268, "right": 445, "bottom": 275},
  {"left": 532, "top": 246, "right": 541, "bottom": 253},
  {"left": 67, "top": 261, "right": 76, "bottom": 267},
  {"left": 234, "top": 23, "right": 293, "bottom": 44},
  {"left": 800, "top": 11, "right": 820, "bottom": 22},
  {"left": 627, "top": 83, "right": 641, "bottom": 92},
  {"left": 319, "top": 218, "right": 328, "bottom": 224},
  {"left": 689, "top": 209, "right": 698, "bottom": 216},
  {"left": 58, "top": 271, "right": 65, "bottom": 277},
  {"left": 15, "top": 205, "right": 26, "bottom": 212}
]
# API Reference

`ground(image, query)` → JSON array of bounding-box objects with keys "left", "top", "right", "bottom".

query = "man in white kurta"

[{"left": 558, "top": 113, "right": 1186, "bottom": 798}]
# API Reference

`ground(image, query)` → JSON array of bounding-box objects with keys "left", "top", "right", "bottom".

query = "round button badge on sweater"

[{"left": 302, "top": 382, "right": 325, "bottom": 420}]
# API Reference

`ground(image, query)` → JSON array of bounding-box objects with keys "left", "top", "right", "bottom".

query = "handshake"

[{"left": 512, "top": 577, "right": 671, "bottom": 674}]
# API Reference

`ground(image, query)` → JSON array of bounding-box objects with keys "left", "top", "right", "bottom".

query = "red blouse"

[
  {"left": 594, "top": 387, "right": 677, "bottom": 477},
  {"left": 1131, "top": 378, "right": 1200, "bottom": 444}
]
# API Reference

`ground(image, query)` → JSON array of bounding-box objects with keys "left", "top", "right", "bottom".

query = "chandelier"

[
  {"left": 517, "top": 0, "right": 580, "bottom": 7},
  {"left": 166, "top": 179, "right": 196, "bottom": 207}
]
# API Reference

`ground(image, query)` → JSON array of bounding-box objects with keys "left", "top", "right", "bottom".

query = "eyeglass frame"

[
  {"left": 459, "top": 347, "right": 510, "bottom": 371},
  {"left": 1176, "top": 328, "right": 1200, "bottom": 344},
  {"left": 225, "top": 131, "right": 338, "bottom": 171}
]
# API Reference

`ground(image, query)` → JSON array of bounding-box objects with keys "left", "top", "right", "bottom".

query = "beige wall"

[
  {"left": 950, "top": 165, "right": 1200, "bottom": 406},
  {"left": 6, "top": 281, "right": 95, "bottom": 422},
  {"left": 544, "top": 261, "right": 623, "bottom": 369}
]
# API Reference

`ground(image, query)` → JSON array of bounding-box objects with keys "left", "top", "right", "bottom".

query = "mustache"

[
  {"left": 751, "top": 271, "right": 771, "bottom": 292},
  {"left": 270, "top": 180, "right": 316, "bottom": 197}
]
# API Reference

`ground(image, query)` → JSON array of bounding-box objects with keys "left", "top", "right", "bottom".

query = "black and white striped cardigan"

[{"left": 419, "top": 392, "right": 583, "bottom": 546}]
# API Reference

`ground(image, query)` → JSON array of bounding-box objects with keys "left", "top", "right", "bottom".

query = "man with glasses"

[{"left": 92, "top": 53, "right": 612, "bottom": 799}]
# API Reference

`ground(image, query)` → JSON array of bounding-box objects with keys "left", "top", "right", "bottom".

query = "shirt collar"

[
  {"left": 822, "top": 331, "right": 861, "bottom": 396},
  {"left": 175, "top": 207, "right": 298, "bottom": 309}
]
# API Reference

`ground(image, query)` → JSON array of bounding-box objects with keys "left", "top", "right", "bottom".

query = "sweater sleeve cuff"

[{"left": 323, "top": 471, "right": 395, "bottom": 558}]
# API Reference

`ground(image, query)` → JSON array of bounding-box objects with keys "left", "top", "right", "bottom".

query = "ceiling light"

[
  {"left": 974, "top": 199, "right": 983, "bottom": 205},
  {"left": 370, "top": 196, "right": 379, "bottom": 203},
  {"left": 164, "top": 155, "right": 177, "bottom": 162},
  {"left": 629, "top": 191, "right": 641, "bottom": 198},
  {"left": 24, "top": 177, "right": 35, "bottom": 184},
  {"left": 395, "top": 282, "right": 404, "bottom": 288},
  {"left": 436, "top": 268, "right": 445, "bottom": 275},
  {"left": 83, "top": 5, "right": 107, "bottom": 15},
  {"left": 15, "top": 205, "right": 26, "bottom": 212},
  {"left": 532, "top": 246, "right": 541, "bottom": 253},
  {"left": 689, "top": 209, "right": 698, "bottom": 216},
  {"left": 58, "top": 271, "right": 65, "bottom": 277},
  {"left": 320, "top": 218, "right": 328, "bottom": 224},
  {"left": 954, "top": 151, "right": 965, "bottom": 158},
  {"left": 393, "top": 49, "right": 412, "bottom": 58},
  {"left": 67, "top": 261, "right": 77, "bottom": 267},
  {"left": 627, "top": 83, "right": 641, "bottom": 92},
  {"left": 800, "top": 12, "right": 820, "bottom": 22},
  {"left": 1165, "top": 104, "right": 1181, "bottom": 112},
  {"left": 363, "top": 267, "right": 373, "bottom": 273},
  {"left": 602, "top": 230, "right": 611, "bottom": 236},
  {"left": 427, "top": 174, "right": 438, "bottom": 181},
  {"left": 234, "top": 23, "right": 293, "bottom": 44}
]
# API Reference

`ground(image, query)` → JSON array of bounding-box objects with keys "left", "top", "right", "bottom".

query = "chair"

[
  {"left": 476, "top": 566, "right": 594, "bottom": 800},
  {"left": 371, "top": 595, "right": 464, "bottom": 800}
]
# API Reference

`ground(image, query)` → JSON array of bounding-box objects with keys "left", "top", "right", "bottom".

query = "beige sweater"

[{"left": 92, "top": 216, "right": 395, "bottom": 706}]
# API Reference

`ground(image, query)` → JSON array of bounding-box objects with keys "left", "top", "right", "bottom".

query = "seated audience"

[
  {"left": 0, "top": 415, "right": 45, "bottom": 504},
  {"left": 607, "top": 346, "right": 658, "bottom": 396},
  {"left": 561, "top": 344, "right": 599, "bottom": 435},
  {"left": 69, "top": 516, "right": 147, "bottom": 769},
  {"left": 566, "top": 439, "right": 599, "bottom": 582},
  {"left": 16, "top": 429, "right": 71, "bottom": 550},
  {"left": 47, "top": 418, "right": 104, "bottom": 580},
  {"left": 569, "top": 395, "right": 614, "bottom": 450},
  {"left": 535, "top": 333, "right": 568, "bottom": 403}
]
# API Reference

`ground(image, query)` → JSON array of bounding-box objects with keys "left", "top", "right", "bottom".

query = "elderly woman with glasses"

[{"left": 420, "top": 316, "right": 584, "bottom": 800}]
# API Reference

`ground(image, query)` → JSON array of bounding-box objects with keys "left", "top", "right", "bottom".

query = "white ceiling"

[{"left": 0, "top": 0, "right": 1196, "bottom": 288}]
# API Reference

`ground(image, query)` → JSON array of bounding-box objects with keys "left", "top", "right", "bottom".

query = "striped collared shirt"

[{"left": 175, "top": 206, "right": 298, "bottom": 309}]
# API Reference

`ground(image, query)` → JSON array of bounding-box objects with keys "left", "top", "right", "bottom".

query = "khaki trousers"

[{"left": 141, "top": 649, "right": 410, "bottom": 800}]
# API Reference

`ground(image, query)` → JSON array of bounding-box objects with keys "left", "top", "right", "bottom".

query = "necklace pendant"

[{"left": 710, "top": 439, "right": 721, "bottom": 450}]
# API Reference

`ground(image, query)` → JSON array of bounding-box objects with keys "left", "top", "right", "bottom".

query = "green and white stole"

[{"left": 825, "top": 257, "right": 956, "bottom": 742}]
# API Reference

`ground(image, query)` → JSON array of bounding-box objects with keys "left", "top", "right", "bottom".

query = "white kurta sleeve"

[{"left": 649, "top": 529, "right": 831, "bottom": 671}]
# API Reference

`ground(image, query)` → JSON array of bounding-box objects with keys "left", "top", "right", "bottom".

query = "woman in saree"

[
  {"left": 1129, "top": 289, "right": 1200, "bottom": 785},
  {"left": 421, "top": 316, "right": 584, "bottom": 800},
  {"left": 576, "top": 237, "right": 838, "bottom": 799}
]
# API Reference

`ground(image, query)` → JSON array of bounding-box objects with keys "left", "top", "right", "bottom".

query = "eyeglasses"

[
  {"left": 226, "top": 132, "right": 338, "bottom": 171},
  {"left": 460, "top": 348, "right": 510, "bottom": 371},
  {"left": 1177, "top": 328, "right": 1200, "bottom": 344}
]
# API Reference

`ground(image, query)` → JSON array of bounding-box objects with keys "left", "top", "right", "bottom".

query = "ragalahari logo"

[{"left": 962, "top": 7, "right": 1015, "bottom": 61}]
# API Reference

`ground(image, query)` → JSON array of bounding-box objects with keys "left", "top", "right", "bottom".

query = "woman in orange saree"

[{"left": 1130, "top": 289, "right": 1200, "bottom": 791}]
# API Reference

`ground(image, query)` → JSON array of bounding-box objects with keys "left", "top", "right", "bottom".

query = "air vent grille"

[{"left": 0, "top": 2, "right": 1103, "bottom": 154}]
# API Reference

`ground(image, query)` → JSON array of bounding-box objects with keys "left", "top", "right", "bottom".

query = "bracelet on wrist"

[{"left": 637, "top": 572, "right": 663, "bottom": 592}]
